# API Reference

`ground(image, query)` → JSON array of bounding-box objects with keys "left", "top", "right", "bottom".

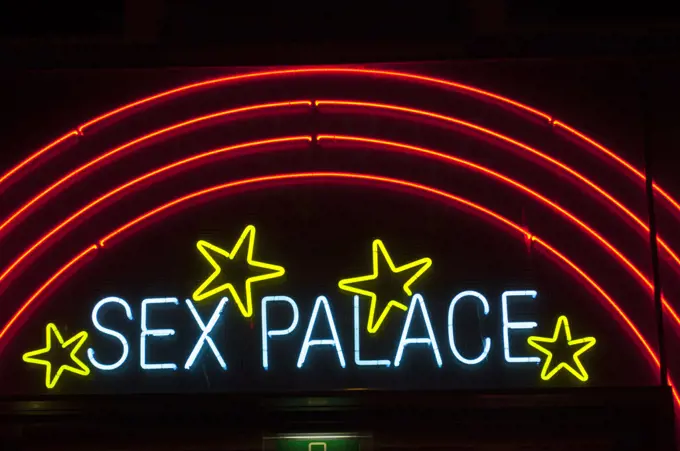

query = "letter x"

[{"left": 184, "top": 298, "right": 228, "bottom": 370}]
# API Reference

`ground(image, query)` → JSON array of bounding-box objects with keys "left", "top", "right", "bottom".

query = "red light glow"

[
  {"left": 554, "top": 119, "right": 680, "bottom": 217},
  {"left": 0, "top": 136, "right": 312, "bottom": 293},
  {"left": 94, "top": 172, "right": 654, "bottom": 374},
  {"left": 0, "top": 131, "right": 79, "bottom": 193},
  {"left": 316, "top": 100, "right": 680, "bottom": 272},
  {"left": 0, "top": 68, "right": 548, "bottom": 195},
  {"left": 0, "top": 101, "right": 311, "bottom": 239},
  {"left": 317, "top": 134, "right": 680, "bottom": 328},
  {"left": 5, "top": 68, "right": 680, "bottom": 243},
  {"left": 78, "top": 68, "right": 551, "bottom": 132},
  {"left": 3, "top": 128, "right": 680, "bottom": 337},
  {"left": 2, "top": 172, "right": 671, "bottom": 405},
  {"left": 0, "top": 244, "right": 97, "bottom": 347}
]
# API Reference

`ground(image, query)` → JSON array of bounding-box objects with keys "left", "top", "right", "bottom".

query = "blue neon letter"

[
  {"left": 297, "top": 296, "right": 346, "bottom": 368},
  {"left": 184, "top": 297, "right": 228, "bottom": 370},
  {"left": 447, "top": 290, "right": 491, "bottom": 365},
  {"left": 394, "top": 294, "right": 442, "bottom": 367},
  {"left": 87, "top": 296, "right": 133, "bottom": 370},
  {"left": 502, "top": 290, "right": 540, "bottom": 363},
  {"left": 141, "top": 297, "right": 178, "bottom": 370},
  {"left": 353, "top": 296, "right": 390, "bottom": 366},
  {"left": 262, "top": 295, "right": 299, "bottom": 370}
]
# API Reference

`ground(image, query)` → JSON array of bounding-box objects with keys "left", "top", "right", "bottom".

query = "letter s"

[{"left": 87, "top": 296, "right": 133, "bottom": 370}]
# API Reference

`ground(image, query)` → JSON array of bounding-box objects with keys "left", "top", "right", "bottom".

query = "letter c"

[{"left": 448, "top": 290, "right": 491, "bottom": 365}]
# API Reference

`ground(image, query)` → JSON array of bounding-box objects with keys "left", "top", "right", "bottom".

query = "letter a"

[
  {"left": 297, "top": 296, "right": 346, "bottom": 368},
  {"left": 394, "top": 294, "right": 442, "bottom": 367}
]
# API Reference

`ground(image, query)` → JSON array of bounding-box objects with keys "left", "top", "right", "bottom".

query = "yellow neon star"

[
  {"left": 22, "top": 323, "right": 90, "bottom": 389},
  {"left": 339, "top": 239, "right": 432, "bottom": 333},
  {"left": 527, "top": 315, "right": 596, "bottom": 382},
  {"left": 192, "top": 225, "right": 285, "bottom": 317}
]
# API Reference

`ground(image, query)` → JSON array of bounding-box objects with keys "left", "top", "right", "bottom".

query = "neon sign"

[
  {"left": 528, "top": 316, "right": 597, "bottom": 382},
  {"left": 20, "top": 225, "right": 597, "bottom": 389},
  {"left": 22, "top": 323, "right": 90, "bottom": 389},
  {"left": 339, "top": 239, "right": 431, "bottom": 333},
  {"left": 192, "top": 225, "right": 286, "bottom": 317}
]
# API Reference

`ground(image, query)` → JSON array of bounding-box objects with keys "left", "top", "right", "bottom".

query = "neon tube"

[
  {"left": 0, "top": 136, "right": 312, "bottom": 293},
  {"left": 0, "top": 131, "right": 79, "bottom": 194},
  {"left": 76, "top": 68, "right": 551, "bottom": 132},
  {"left": 0, "top": 244, "right": 98, "bottom": 345},
  {"left": 554, "top": 120, "right": 680, "bottom": 217},
  {"left": 536, "top": 234, "right": 680, "bottom": 406},
  {"left": 87, "top": 296, "right": 134, "bottom": 371},
  {"left": 1, "top": 172, "right": 672, "bottom": 405},
  {"left": 97, "top": 172, "right": 662, "bottom": 374},
  {"left": 0, "top": 101, "right": 311, "bottom": 239},
  {"left": 501, "top": 290, "right": 540, "bottom": 363},
  {"left": 11, "top": 100, "right": 677, "bottom": 307},
  {"left": 315, "top": 101, "right": 680, "bottom": 271},
  {"left": 9, "top": 100, "right": 679, "bottom": 297},
  {"left": 317, "top": 134, "right": 680, "bottom": 328},
  {"left": 448, "top": 290, "right": 491, "bottom": 365},
  {"left": 184, "top": 297, "right": 228, "bottom": 370},
  {"left": 0, "top": 68, "right": 547, "bottom": 194},
  {"left": 262, "top": 295, "right": 300, "bottom": 370},
  {"left": 140, "top": 297, "right": 178, "bottom": 370},
  {"left": 394, "top": 294, "right": 443, "bottom": 368},
  {"left": 4, "top": 129, "right": 678, "bottom": 334},
  {"left": 3, "top": 129, "right": 679, "bottom": 338},
  {"left": 75, "top": 67, "right": 680, "bottom": 221},
  {"left": 6, "top": 68, "right": 680, "bottom": 231}
]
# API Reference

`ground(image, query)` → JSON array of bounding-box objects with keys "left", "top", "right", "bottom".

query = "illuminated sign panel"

[
  {"left": 3, "top": 208, "right": 610, "bottom": 394},
  {"left": 0, "top": 65, "right": 669, "bottom": 400}
]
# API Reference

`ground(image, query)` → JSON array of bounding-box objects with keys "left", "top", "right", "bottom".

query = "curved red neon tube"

[
  {"left": 2, "top": 172, "right": 674, "bottom": 405},
  {"left": 0, "top": 101, "right": 312, "bottom": 239},
  {"left": 2, "top": 127, "right": 680, "bottom": 336},
  {"left": 9, "top": 100, "right": 680, "bottom": 280},
  {"left": 316, "top": 100, "right": 680, "bottom": 271},
  {"left": 4, "top": 67, "right": 680, "bottom": 229},
  {"left": 0, "top": 68, "right": 548, "bottom": 194},
  {"left": 0, "top": 136, "right": 312, "bottom": 292},
  {"left": 0, "top": 244, "right": 98, "bottom": 344},
  {"left": 554, "top": 120, "right": 680, "bottom": 215},
  {"left": 76, "top": 68, "right": 551, "bottom": 131},
  {"left": 0, "top": 131, "right": 79, "bottom": 193},
  {"left": 316, "top": 134, "right": 680, "bottom": 327}
]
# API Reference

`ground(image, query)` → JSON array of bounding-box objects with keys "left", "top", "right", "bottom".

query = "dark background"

[
  {"left": 0, "top": 183, "right": 643, "bottom": 394},
  {"left": 0, "top": 59, "right": 665, "bottom": 395},
  {"left": 1, "top": 1, "right": 680, "bottom": 195},
  {"left": 0, "top": 2, "right": 679, "bottom": 449},
  {"left": 0, "top": 0, "right": 678, "bottom": 393},
  {"left": 1, "top": 1, "right": 680, "bottom": 64}
]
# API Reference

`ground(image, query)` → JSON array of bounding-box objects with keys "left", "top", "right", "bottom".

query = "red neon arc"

[
  {"left": 2, "top": 127, "right": 680, "bottom": 337},
  {"left": 0, "top": 101, "right": 312, "bottom": 239},
  {"left": 0, "top": 68, "right": 548, "bottom": 194},
  {"left": 0, "top": 131, "right": 79, "bottom": 194},
  {"left": 2, "top": 172, "right": 674, "bottom": 406},
  {"left": 3, "top": 67, "right": 680, "bottom": 228},
  {"left": 7, "top": 100, "right": 679, "bottom": 283},
  {"left": 0, "top": 136, "right": 312, "bottom": 294},
  {"left": 554, "top": 120, "right": 680, "bottom": 215},
  {"left": 316, "top": 134, "right": 680, "bottom": 328},
  {"left": 76, "top": 68, "right": 552, "bottom": 131},
  {"left": 0, "top": 244, "right": 99, "bottom": 347},
  {"left": 315, "top": 100, "right": 680, "bottom": 271}
]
